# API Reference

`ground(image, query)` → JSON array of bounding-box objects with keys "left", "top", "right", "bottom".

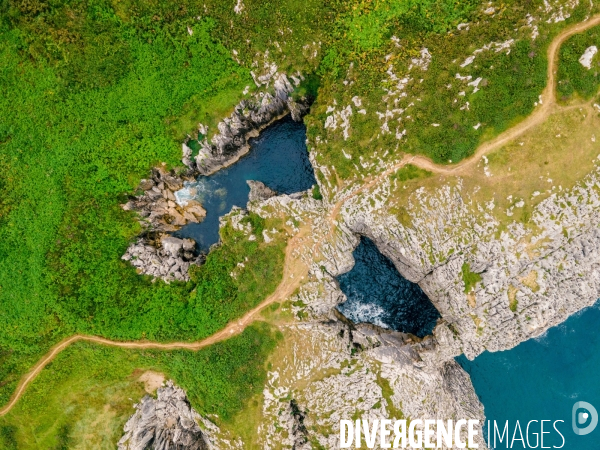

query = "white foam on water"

[
  {"left": 339, "top": 300, "right": 389, "bottom": 329},
  {"left": 174, "top": 179, "right": 216, "bottom": 207}
]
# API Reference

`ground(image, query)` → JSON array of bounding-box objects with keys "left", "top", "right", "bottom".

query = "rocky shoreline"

[
  {"left": 182, "top": 74, "right": 310, "bottom": 176},
  {"left": 121, "top": 73, "right": 311, "bottom": 282}
]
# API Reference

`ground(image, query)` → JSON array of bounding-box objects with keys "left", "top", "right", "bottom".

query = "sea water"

[
  {"left": 173, "top": 116, "right": 316, "bottom": 251},
  {"left": 336, "top": 237, "right": 441, "bottom": 337},
  {"left": 457, "top": 300, "right": 600, "bottom": 449}
]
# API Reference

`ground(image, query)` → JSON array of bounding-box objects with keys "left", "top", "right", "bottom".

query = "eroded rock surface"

[
  {"left": 337, "top": 168, "right": 600, "bottom": 360},
  {"left": 121, "top": 235, "right": 203, "bottom": 282},
  {"left": 247, "top": 180, "right": 277, "bottom": 203},
  {"left": 118, "top": 381, "right": 210, "bottom": 450},
  {"left": 122, "top": 73, "right": 309, "bottom": 282},
  {"left": 183, "top": 74, "right": 310, "bottom": 176},
  {"left": 122, "top": 166, "right": 205, "bottom": 233}
]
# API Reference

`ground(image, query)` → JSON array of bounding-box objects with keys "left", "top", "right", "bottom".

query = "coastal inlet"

[{"left": 173, "top": 115, "right": 317, "bottom": 251}]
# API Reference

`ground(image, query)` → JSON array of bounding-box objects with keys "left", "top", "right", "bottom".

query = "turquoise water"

[
  {"left": 336, "top": 237, "right": 441, "bottom": 337},
  {"left": 173, "top": 116, "right": 316, "bottom": 251},
  {"left": 457, "top": 300, "right": 600, "bottom": 449}
]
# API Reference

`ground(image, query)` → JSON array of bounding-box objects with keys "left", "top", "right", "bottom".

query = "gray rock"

[
  {"left": 182, "top": 239, "right": 195, "bottom": 252},
  {"left": 118, "top": 381, "right": 210, "bottom": 450},
  {"left": 121, "top": 237, "right": 202, "bottom": 283},
  {"left": 161, "top": 236, "right": 184, "bottom": 257},
  {"left": 247, "top": 180, "right": 277, "bottom": 203},
  {"left": 122, "top": 167, "right": 204, "bottom": 234},
  {"left": 189, "top": 74, "right": 310, "bottom": 176}
]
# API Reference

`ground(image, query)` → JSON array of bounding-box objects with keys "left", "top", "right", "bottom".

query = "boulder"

[
  {"left": 183, "top": 200, "right": 206, "bottom": 221},
  {"left": 182, "top": 238, "right": 196, "bottom": 252},
  {"left": 161, "top": 236, "right": 184, "bottom": 257},
  {"left": 247, "top": 180, "right": 277, "bottom": 203}
]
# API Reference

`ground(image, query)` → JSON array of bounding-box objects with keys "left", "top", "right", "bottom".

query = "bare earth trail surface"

[
  {"left": 2, "top": 14, "right": 600, "bottom": 417},
  {"left": 403, "top": 13, "right": 600, "bottom": 177}
]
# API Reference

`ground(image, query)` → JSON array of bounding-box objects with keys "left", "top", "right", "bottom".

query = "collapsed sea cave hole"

[{"left": 336, "top": 236, "right": 441, "bottom": 338}]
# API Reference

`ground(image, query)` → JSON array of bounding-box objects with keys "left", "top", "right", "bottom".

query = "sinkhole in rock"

[
  {"left": 173, "top": 115, "right": 317, "bottom": 251},
  {"left": 336, "top": 237, "right": 441, "bottom": 338}
]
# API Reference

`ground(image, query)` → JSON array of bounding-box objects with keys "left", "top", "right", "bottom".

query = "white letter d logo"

[{"left": 572, "top": 401, "right": 598, "bottom": 436}]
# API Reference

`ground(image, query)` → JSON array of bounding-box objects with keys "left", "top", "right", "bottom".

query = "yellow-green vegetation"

[
  {"left": 508, "top": 285, "right": 519, "bottom": 312},
  {"left": 519, "top": 270, "right": 540, "bottom": 293},
  {"left": 0, "top": 0, "right": 305, "bottom": 408},
  {"left": 376, "top": 372, "right": 404, "bottom": 420},
  {"left": 392, "top": 164, "right": 432, "bottom": 183},
  {"left": 558, "top": 25, "right": 600, "bottom": 102},
  {"left": 388, "top": 102, "right": 600, "bottom": 231},
  {"left": 0, "top": 323, "right": 281, "bottom": 449},
  {"left": 2, "top": 0, "right": 600, "bottom": 446},
  {"left": 461, "top": 263, "right": 482, "bottom": 294},
  {"left": 307, "top": 0, "right": 600, "bottom": 183}
]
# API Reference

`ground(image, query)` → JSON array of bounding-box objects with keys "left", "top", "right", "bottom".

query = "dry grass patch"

[
  {"left": 519, "top": 271, "right": 541, "bottom": 293},
  {"left": 508, "top": 285, "right": 519, "bottom": 312},
  {"left": 388, "top": 102, "right": 600, "bottom": 229}
]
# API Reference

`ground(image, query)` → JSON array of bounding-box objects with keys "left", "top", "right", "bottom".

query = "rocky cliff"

[
  {"left": 183, "top": 73, "right": 310, "bottom": 176},
  {"left": 118, "top": 381, "right": 211, "bottom": 450},
  {"left": 335, "top": 167, "right": 600, "bottom": 360}
]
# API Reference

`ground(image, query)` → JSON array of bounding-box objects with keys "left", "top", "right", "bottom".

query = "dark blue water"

[
  {"left": 173, "top": 116, "right": 316, "bottom": 251},
  {"left": 457, "top": 300, "right": 600, "bottom": 449},
  {"left": 336, "top": 237, "right": 441, "bottom": 337}
]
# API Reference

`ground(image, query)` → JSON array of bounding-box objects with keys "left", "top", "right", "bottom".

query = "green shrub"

[
  {"left": 557, "top": 25, "right": 600, "bottom": 101},
  {"left": 312, "top": 184, "right": 323, "bottom": 200}
]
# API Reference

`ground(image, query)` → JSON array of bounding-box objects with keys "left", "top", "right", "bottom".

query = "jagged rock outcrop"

[
  {"left": 122, "top": 167, "right": 206, "bottom": 233},
  {"left": 121, "top": 165, "right": 207, "bottom": 282},
  {"left": 331, "top": 165, "right": 600, "bottom": 361},
  {"left": 122, "top": 73, "right": 309, "bottom": 282},
  {"left": 121, "top": 235, "right": 203, "bottom": 282},
  {"left": 118, "top": 381, "right": 210, "bottom": 450},
  {"left": 245, "top": 192, "right": 488, "bottom": 448},
  {"left": 247, "top": 180, "right": 277, "bottom": 203},
  {"left": 183, "top": 74, "right": 310, "bottom": 176}
]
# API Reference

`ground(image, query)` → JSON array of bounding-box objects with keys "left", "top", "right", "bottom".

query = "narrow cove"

[{"left": 173, "top": 115, "right": 317, "bottom": 251}]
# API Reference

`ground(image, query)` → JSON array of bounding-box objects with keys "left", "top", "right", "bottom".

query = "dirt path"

[
  {"left": 401, "top": 13, "right": 600, "bottom": 177},
  {"left": 2, "top": 14, "right": 600, "bottom": 418},
  {"left": 0, "top": 224, "right": 311, "bottom": 417}
]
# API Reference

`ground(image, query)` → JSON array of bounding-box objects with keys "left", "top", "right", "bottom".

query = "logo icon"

[{"left": 572, "top": 401, "right": 598, "bottom": 436}]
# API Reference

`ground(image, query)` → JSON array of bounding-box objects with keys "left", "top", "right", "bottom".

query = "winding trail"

[
  {"left": 2, "top": 14, "right": 600, "bottom": 418},
  {"left": 402, "top": 13, "right": 600, "bottom": 176}
]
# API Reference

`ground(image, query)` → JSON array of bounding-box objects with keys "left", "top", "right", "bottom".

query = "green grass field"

[
  {"left": 557, "top": 25, "right": 600, "bottom": 101},
  {"left": 0, "top": 323, "right": 280, "bottom": 449},
  {"left": 2, "top": 0, "right": 600, "bottom": 446}
]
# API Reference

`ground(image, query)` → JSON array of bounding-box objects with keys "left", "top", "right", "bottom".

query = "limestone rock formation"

[
  {"left": 121, "top": 235, "right": 203, "bottom": 282},
  {"left": 122, "top": 73, "right": 308, "bottom": 282},
  {"left": 247, "top": 180, "right": 277, "bottom": 203},
  {"left": 118, "top": 381, "right": 210, "bottom": 450},
  {"left": 337, "top": 168, "right": 600, "bottom": 360},
  {"left": 122, "top": 167, "right": 205, "bottom": 233},
  {"left": 184, "top": 74, "right": 310, "bottom": 176}
]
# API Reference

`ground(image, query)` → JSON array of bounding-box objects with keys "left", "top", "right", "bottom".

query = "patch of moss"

[{"left": 461, "top": 263, "right": 482, "bottom": 294}]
